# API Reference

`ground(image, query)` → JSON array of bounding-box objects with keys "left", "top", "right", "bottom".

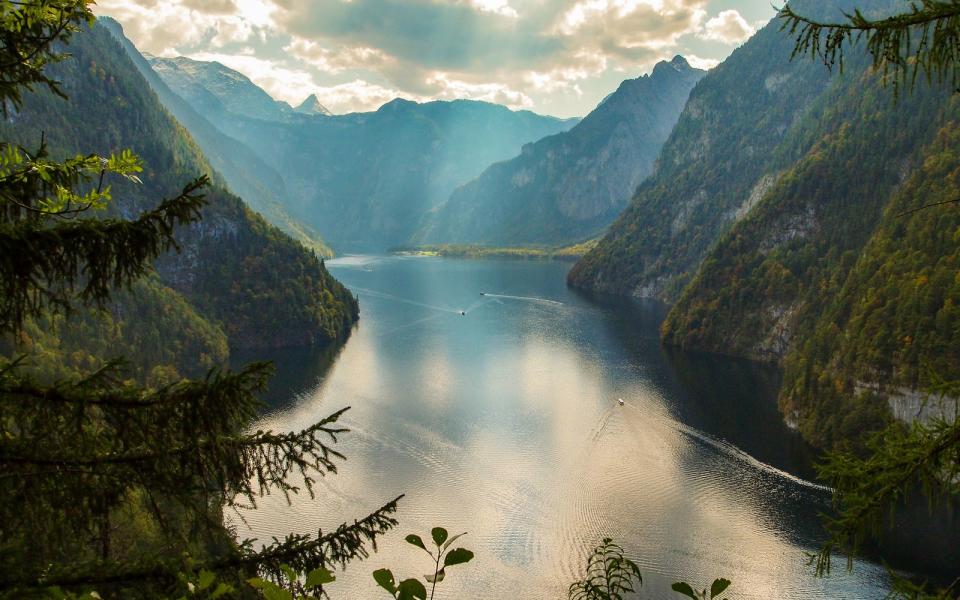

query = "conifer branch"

[
  {"left": 779, "top": 1, "right": 960, "bottom": 92},
  {"left": 0, "top": 176, "right": 209, "bottom": 332}
]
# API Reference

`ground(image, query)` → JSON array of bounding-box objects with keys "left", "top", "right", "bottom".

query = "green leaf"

[
  {"left": 197, "top": 570, "right": 216, "bottom": 591},
  {"left": 279, "top": 564, "right": 297, "bottom": 583},
  {"left": 397, "top": 579, "right": 427, "bottom": 600},
  {"left": 406, "top": 534, "right": 431, "bottom": 555},
  {"left": 209, "top": 582, "right": 233, "bottom": 599},
  {"left": 443, "top": 548, "right": 474, "bottom": 567},
  {"left": 424, "top": 568, "right": 445, "bottom": 584},
  {"left": 431, "top": 527, "right": 448, "bottom": 547},
  {"left": 710, "top": 578, "right": 731, "bottom": 598},
  {"left": 442, "top": 532, "right": 467, "bottom": 551},
  {"left": 246, "top": 578, "right": 293, "bottom": 600},
  {"left": 373, "top": 568, "right": 397, "bottom": 594},
  {"left": 671, "top": 582, "right": 700, "bottom": 600},
  {"left": 305, "top": 567, "right": 335, "bottom": 588}
]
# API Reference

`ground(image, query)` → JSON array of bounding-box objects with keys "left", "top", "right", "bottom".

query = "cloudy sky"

[{"left": 96, "top": 0, "right": 776, "bottom": 118}]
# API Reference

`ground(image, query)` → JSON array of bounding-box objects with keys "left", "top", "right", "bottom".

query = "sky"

[{"left": 96, "top": 0, "right": 778, "bottom": 118}]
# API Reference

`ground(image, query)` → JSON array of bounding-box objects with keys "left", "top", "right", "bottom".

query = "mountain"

[
  {"left": 569, "top": 0, "right": 960, "bottom": 449},
  {"left": 418, "top": 56, "right": 705, "bottom": 246},
  {"left": 142, "top": 54, "right": 578, "bottom": 250},
  {"left": 0, "top": 20, "right": 358, "bottom": 380},
  {"left": 295, "top": 93, "right": 332, "bottom": 116},
  {"left": 100, "top": 18, "right": 333, "bottom": 257},
  {"left": 148, "top": 54, "right": 298, "bottom": 122}
]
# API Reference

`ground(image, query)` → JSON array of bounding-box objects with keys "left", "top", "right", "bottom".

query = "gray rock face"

[
  {"left": 149, "top": 55, "right": 297, "bottom": 122},
  {"left": 419, "top": 56, "right": 705, "bottom": 247}
]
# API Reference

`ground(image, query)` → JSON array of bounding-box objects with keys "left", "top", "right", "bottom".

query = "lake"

[{"left": 230, "top": 255, "right": 890, "bottom": 599}]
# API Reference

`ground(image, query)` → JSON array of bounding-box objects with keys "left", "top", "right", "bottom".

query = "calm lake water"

[{"left": 230, "top": 255, "right": 891, "bottom": 599}]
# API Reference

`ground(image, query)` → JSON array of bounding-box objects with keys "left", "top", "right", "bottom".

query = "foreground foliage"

[{"left": 0, "top": 2, "right": 395, "bottom": 597}]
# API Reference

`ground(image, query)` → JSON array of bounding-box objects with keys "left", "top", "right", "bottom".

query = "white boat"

[{"left": 618, "top": 398, "right": 624, "bottom": 406}]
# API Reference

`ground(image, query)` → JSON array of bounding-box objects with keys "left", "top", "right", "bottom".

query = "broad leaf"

[
  {"left": 710, "top": 578, "right": 731, "bottom": 598},
  {"left": 442, "top": 532, "right": 467, "bottom": 551},
  {"left": 209, "top": 582, "right": 233, "bottom": 599},
  {"left": 279, "top": 564, "right": 297, "bottom": 583},
  {"left": 197, "top": 570, "right": 216, "bottom": 591},
  {"left": 431, "top": 527, "right": 448, "bottom": 547},
  {"left": 406, "top": 534, "right": 431, "bottom": 555},
  {"left": 671, "top": 582, "right": 699, "bottom": 600},
  {"left": 373, "top": 568, "right": 397, "bottom": 594},
  {"left": 397, "top": 578, "right": 427, "bottom": 600},
  {"left": 246, "top": 578, "right": 293, "bottom": 600},
  {"left": 443, "top": 548, "right": 474, "bottom": 567},
  {"left": 305, "top": 567, "right": 336, "bottom": 588}
]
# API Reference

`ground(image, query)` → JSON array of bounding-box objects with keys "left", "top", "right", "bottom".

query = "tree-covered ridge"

[
  {"left": 567, "top": 6, "right": 839, "bottom": 300},
  {"left": 1, "top": 276, "right": 229, "bottom": 385},
  {"left": 0, "top": 20, "right": 357, "bottom": 355},
  {"left": 417, "top": 56, "right": 705, "bottom": 247},
  {"left": 660, "top": 61, "right": 953, "bottom": 365},
  {"left": 779, "top": 111, "right": 960, "bottom": 449}
]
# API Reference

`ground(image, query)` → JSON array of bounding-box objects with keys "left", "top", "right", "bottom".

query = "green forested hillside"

[
  {"left": 661, "top": 66, "right": 952, "bottom": 362},
  {"left": 779, "top": 114, "right": 960, "bottom": 448},
  {"left": 0, "top": 21, "right": 357, "bottom": 378},
  {"left": 567, "top": 5, "right": 838, "bottom": 299},
  {"left": 568, "top": 0, "right": 960, "bottom": 450},
  {"left": 418, "top": 57, "right": 704, "bottom": 247}
]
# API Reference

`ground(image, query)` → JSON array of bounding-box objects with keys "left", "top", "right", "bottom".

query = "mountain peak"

[
  {"left": 652, "top": 55, "right": 697, "bottom": 78},
  {"left": 295, "top": 93, "right": 332, "bottom": 116}
]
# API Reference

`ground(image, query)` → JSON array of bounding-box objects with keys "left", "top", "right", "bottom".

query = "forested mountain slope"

[
  {"left": 570, "top": 0, "right": 959, "bottom": 449},
  {"left": 0, "top": 21, "right": 358, "bottom": 380},
  {"left": 144, "top": 54, "right": 578, "bottom": 250},
  {"left": 100, "top": 18, "right": 333, "bottom": 256},
  {"left": 418, "top": 56, "right": 705, "bottom": 247},
  {"left": 567, "top": 0, "right": 851, "bottom": 299}
]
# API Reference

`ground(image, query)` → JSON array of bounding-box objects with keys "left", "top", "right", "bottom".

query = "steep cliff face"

[
  {"left": 567, "top": 5, "right": 840, "bottom": 298},
  {"left": 2, "top": 21, "right": 358, "bottom": 355},
  {"left": 142, "top": 53, "right": 578, "bottom": 250},
  {"left": 417, "top": 57, "right": 705, "bottom": 246}
]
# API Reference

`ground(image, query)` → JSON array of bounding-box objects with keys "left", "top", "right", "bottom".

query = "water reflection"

[{"left": 232, "top": 256, "right": 891, "bottom": 599}]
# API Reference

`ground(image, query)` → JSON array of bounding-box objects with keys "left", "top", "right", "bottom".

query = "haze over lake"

[{"left": 232, "top": 256, "right": 889, "bottom": 599}]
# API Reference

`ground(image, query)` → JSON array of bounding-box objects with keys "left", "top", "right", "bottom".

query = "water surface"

[{"left": 232, "top": 255, "right": 889, "bottom": 599}]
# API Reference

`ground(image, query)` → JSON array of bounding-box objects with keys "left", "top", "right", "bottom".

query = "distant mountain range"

[
  {"left": 102, "top": 18, "right": 334, "bottom": 256},
  {"left": 418, "top": 56, "right": 705, "bottom": 246},
  {"left": 136, "top": 50, "right": 579, "bottom": 250}
]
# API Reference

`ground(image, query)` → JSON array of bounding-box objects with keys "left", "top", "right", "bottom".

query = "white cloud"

[
  {"left": 700, "top": 9, "right": 754, "bottom": 44},
  {"left": 311, "top": 80, "right": 417, "bottom": 114},
  {"left": 98, "top": 0, "right": 756, "bottom": 116},
  {"left": 684, "top": 54, "right": 720, "bottom": 70},
  {"left": 469, "top": 0, "right": 519, "bottom": 18},
  {"left": 426, "top": 73, "right": 534, "bottom": 108},
  {"left": 285, "top": 38, "right": 394, "bottom": 74}
]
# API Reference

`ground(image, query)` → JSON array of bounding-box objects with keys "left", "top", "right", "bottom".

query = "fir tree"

[{"left": 0, "top": 2, "right": 399, "bottom": 597}]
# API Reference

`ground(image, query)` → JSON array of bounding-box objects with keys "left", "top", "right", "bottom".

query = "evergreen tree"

[{"left": 0, "top": 2, "right": 399, "bottom": 597}]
